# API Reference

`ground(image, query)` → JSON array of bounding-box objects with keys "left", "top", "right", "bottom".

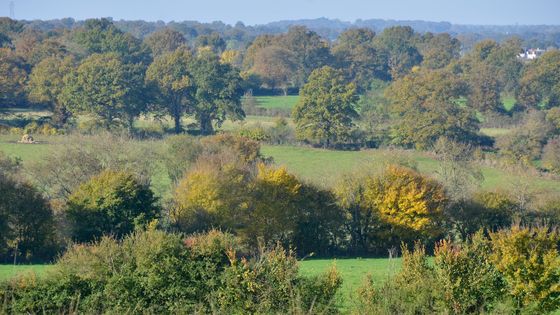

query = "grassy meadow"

[{"left": 255, "top": 95, "right": 300, "bottom": 109}]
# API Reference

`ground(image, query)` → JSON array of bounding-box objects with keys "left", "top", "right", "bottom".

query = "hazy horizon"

[{"left": 1, "top": 0, "right": 559, "bottom": 26}]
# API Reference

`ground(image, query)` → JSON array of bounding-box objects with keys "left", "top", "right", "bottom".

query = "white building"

[{"left": 518, "top": 48, "right": 546, "bottom": 60}]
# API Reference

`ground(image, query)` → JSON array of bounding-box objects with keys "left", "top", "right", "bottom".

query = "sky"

[{"left": 1, "top": 0, "right": 559, "bottom": 26}]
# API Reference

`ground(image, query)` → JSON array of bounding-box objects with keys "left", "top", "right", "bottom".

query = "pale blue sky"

[{"left": 2, "top": 0, "right": 559, "bottom": 25}]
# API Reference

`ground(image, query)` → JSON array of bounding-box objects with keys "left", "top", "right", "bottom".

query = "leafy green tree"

[
  {"left": 144, "top": 28, "right": 186, "bottom": 57},
  {"left": 73, "top": 18, "right": 150, "bottom": 64},
  {"left": 0, "top": 48, "right": 27, "bottom": 108},
  {"left": 467, "top": 62, "right": 503, "bottom": 114},
  {"left": 195, "top": 32, "right": 226, "bottom": 54},
  {"left": 0, "top": 171, "right": 56, "bottom": 263},
  {"left": 373, "top": 26, "right": 422, "bottom": 79},
  {"left": 386, "top": 68, "right": 480, "bottom": 149},
  {"left": 61, "top": 53, "right": 148, "bottom": 131},
  {"left": 332, "top": 28, "right": 389, "bottom": 92},
  {"left": 280, "top": 26, "right": 332, "bottom": 86},
  {"left": 146, "top": 48, "right": 193, "bottom": 133},
  {"left": 66, "top": 170, "right": 159, "bottom": 243},
  {"left": 188, "top": 51, "right": 244, "bottom": 135},
  {"left": 293, "top": 66, "right": 359, "bottom": 147},
  {"left": 419, "top": 32, "right": 461, "bottom": 70},
  {"left": 517, "top": 50, "right": 560, "bottom": 109},
  {"left": 27, "top": 56, "right": 75, "bottom": 125}
]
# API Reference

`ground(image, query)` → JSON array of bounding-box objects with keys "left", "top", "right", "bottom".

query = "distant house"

[{"left": 518, "top": 48, "right": 546, "bottom": 60}]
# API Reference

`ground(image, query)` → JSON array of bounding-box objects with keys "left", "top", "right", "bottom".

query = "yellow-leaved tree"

[
  {"left": 363, "top": 165, "right": 447, "bottom": 236},
  {"left": 172, "top": 161, "right": 251, "bottom": 232}
]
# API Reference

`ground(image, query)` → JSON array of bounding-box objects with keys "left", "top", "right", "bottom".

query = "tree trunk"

[
  {"left": 173, "top": 101, "right": 183, "bottom": 134},
  {"left": 199, "top": 115, "right": 214, "bottom": 135}
]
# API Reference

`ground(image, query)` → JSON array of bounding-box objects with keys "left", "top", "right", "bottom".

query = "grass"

[
  {"left": 255, "top": 95, "right": 299, "bottom": 109},
  {"left": 262, "top": 145, "right": 560, "bottom": 193},
  {"left": 299, "top": 258, "right": 401, "bottom": 308},
  {"left": 502, "top": 95, "right": 516, "bottom": 111},
  {"left": 1, "top": 135, "right": 559, "bottom": 198},
  {"left": 0, "top": 265, "right": 54, "bottom": 281}
]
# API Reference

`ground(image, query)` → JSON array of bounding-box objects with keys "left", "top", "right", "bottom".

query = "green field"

[
  {"left": 0, "top": 265, "right": 53, "bottom": 281},
  {"left": 1, "top": 135, "right": 559, "bottom": 198},
  {"left": 255, "top": 95, "right": 299, "bottom": 109},
  {"left": 299, "top": 258, "right": 401, "bottom": 308},
  {"left": 261, "top": 145, "right": 560, "bottom": 193}
]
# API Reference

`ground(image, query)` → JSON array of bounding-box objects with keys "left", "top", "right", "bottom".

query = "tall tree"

[
  {"left": 61, "top": 53, "right": 148, "bottom": 131},
  {"left": 517, "top": 50, "right": 560, "bottom": 109},
  {"left": 144, "top": 28, "right": 187, "bottom": 57},
  {"left": 280, "top": 26, "right": 332, "bottom": 86},
  {"left": 386, "top": 68, "right": 480, "bottom": 149},
  {"left": 146, "top": 48, "right": 193, "bottom": 133},
  {"left": 332, "top": 28, "right": 389, "bottom": 92},
  {"left": 73, "top": 18, "right": 150, "bottom": 64},
  {"left": 292, "top": 66, "right": 359, "bottom": 147},
  {"left": 250, "top": 45, "right": 297, "bottom": 95},
  {"left": 374, "top": 26, "right": 422, "bottom": 80},
  {"left": 419, "top": 33, "right": 461, "bottom": 70},
  {"left": 467, "top": 62, "right": 503, "bottom": 114},
  {"left": 188, "top": 51, "right": 244, "bottom": 135},
  {"left": 195, "top": 32, "right": 226, "bottom": 54},
  {"left": 0, "top": 48, "right": 27, "bottom": 108},
  {"left": 27, "top": 56, "right": 75, "bottom": 125}
]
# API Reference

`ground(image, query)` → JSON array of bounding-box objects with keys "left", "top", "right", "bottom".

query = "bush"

[
  {"left": 28, "top": 133, "right": 158, "bottom": 200},
  {"left": 434, "top": 232, "right": 506, "bottom": 314},
  {"left": 490, "top": 225, "right": 560, "bottom": 312},
  {"left": 542, "top": 136, "right": 560, "bottom": 174},
  {"left": 173, "top": 162, "right": 344, "bottom": 256},
  {"left": 0, "top": 173, "right": 57, "bottom": 263},
  {"left": 65, "top": 170, "right": 160, "bottom": 243},
  {"left": 0, "top": 230, "right": 342, "bottom": 314},
  {"left": 356, "top": 243, "right": 441, "bottom": 315},
  {"left": 162, "top": 134, "right": 203, "bottom": 185},
  {"left": 449, "top": 191, "right": 518, "bottom": 239}
]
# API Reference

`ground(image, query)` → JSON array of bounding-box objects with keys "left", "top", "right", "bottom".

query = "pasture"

[
  {"left": 255, "top": 95, "right": 300, "bottom": 109},
  {"left": 1, "top": 133, "right": 559, "bottom": 200}
]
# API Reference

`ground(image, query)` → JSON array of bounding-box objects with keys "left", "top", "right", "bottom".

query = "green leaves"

[
  {"left": 62, "top": 53, "right": 148, "bottom": 130},
  {"left": 293, "top": 66, "right": 359, "bottom": 147}
]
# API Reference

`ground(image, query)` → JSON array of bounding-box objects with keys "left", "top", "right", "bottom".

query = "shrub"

[
  {"left": 490, "top": 225, "right": 560, "bottom": 312},
  {"left": 173, "top": 162, "right": 344, "bottom": 256},
  {"left": 356, "top": 243, "right": 441, "bottom": 315},
  {"left": 1, "top": 230, "right": 342, "bottom": 314},
  {"left": 65, "top": 170, "right": 159, "bottom": 243},
  {"left": 0, "top": 173, "right": 57, "bottom": 263},
  {"left": 449, "top": 191, "right": 518, "bottom": 239},
  {"left": 162, "top": 134, "right": 202, "bottom": 185},
  {"left": 28, "top": 133, "right": 158, "bottom": 200},
  {"left": 434, "top": 232, "right": 506, "bottom": 314},
  {"left": 542, "top": 136, "right": 560, "bottom": 174},
  {"left": 238, "top": 124, "right": 270, "bottom": 142}
]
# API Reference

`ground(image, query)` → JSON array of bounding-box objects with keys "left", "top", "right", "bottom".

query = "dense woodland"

[{"left": 1, "top": 16, "right": 560, "bottom": 313}]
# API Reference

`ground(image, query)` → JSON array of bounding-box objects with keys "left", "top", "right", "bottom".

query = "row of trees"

[{"left": 2, "top": 132, "right": 559, "bottom": 263}]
